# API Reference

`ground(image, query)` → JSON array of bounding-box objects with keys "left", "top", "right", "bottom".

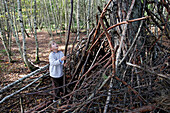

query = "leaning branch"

[
  {"left": 0, "top": 72, "right": 49, "bottom": 104},
  {"left": 0, "top": 64, "right": 49, "bottom": 94},
  {"left": 126, "top": 62, "right": 170, "bottom": 80}
]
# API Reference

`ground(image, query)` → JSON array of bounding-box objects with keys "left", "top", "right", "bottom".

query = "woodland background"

[{"left": 0, "top": 0, "right": 169, "bottom": 112}]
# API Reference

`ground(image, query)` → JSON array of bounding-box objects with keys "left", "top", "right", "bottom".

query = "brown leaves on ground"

[{"left": 0, "top": 30, "right": 85, "bottom": 85}]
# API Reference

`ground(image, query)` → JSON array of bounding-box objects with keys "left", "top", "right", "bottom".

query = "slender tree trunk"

[
  {"left": 65, "top": 0, "right": 68, "bottom": 39},
  {"left": 25, "top": 0, "right": 34, "bottom": 36},
  {"left": 0, "top": 19, "right": 12, "bottom": 63},
  {"left": 91, "top": 0, "right": 94, "bottom": 25},
  {"left": 43, "top": 0, "right": 53, "bottom": 39},
  {"left": 3, "top": 0, "right": 23, "bottom": 60},
  {"left": 49, "top": 0, "right": 58, "bottom": 35},
  {"left": 87, "top": 0, "right": 91, "bottom": 35},
  {"left": 54, "top": 0, "right": 62, "bottom": 42},
  {"left": 34, "top": 0, "right": 39, "bottom": 62},
  {"left": 17, "top": 0, "right": 34, "bottom": 71},
  {"left": 83, "top": 0, "right": 87, "bottom": 31},
  {"left": 77, "top": 0, "right": 80, "bottom": 40}
]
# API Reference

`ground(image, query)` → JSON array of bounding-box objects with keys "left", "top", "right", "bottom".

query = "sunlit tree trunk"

[
  {"left": 34, "top": 0, "right": 39, "bottom": 62},
  {"left": 65, "top": 0, "right": 68, "bottom": 39},
  {"left": 3, "top": 0, "right": 23, "bottom": 60},
  {"left": 87, "top": 0, "right": 91, "bottom": 35},
  {"left": 49, "top": 0, "right": 58, "bottom": 35},
  {"left": 91, "top": 0, "right": 94, "bottom": 25},
  {"left": 53, "top": 0, "right": 62, "bottom": 42},
  {"left": 43, "top": 0, "right": 53, "bottom": 39},
  {"left": 83, "top": 0, "right": 87, "bottom": 31},
  {"left": 24, "top": 0, "right": 34, "bottom": 36},
  {"left": 0, "top": 19, "right": 12, "bottom": 63},
  {"left": 77, "top": 0, "right": 80, "bottom": 40},
  {"left": 17, "top": 0, "right": 34, "bottom": 71}
]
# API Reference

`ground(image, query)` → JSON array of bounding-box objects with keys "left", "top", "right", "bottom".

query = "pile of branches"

[
  {"left": 0, "top": 0, "right": 169, "bottom": 113},
  {"left": 61, "top": 0, "right": 170, "bottom": 112}
]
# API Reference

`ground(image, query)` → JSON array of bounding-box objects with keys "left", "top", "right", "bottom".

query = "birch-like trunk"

[
  {"left": 65, "top": 0, "right": 68, "bottom": 38},
  {"left": 77, "top": 0, "right": 80, "bottom": 40},
  {"left": 17, "top": 0, "right": 34, "bottom": 71},
  {"left": 83, "top": 0, "right": 87, "bottom": 30},
  {"left": 49, "top": 0, "right": 57, "bottom": 34},
  {"left": 0, "top": 19, "right": 12, "bottom": 63},
  {"left": 53, "top": 0, "right": 62, "bottom": 42},
  {"left": 34, "top": 0, "right": 39, "bottom": 62},
  {"left": 3, "top": 0, "right": 23, "bottom": 60},
  {"left": 87, "top": 0, "right": 91, "bottom": 35},
  {"left": 25, "top": 0, "right": 34, "bottom": 36},
  {"left": 43, "top": 0, "right": 53, "bottom": 39}
]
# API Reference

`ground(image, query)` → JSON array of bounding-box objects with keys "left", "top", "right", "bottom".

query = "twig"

[{"left": 20, "top": 96, "right": 24, "bottom": 113}]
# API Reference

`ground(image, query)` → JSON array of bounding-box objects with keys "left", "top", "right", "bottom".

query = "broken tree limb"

[
  {"left": 126, "top": 62, "right": 170, "bottom": 80},
  {"left": 0, "top": 64, "right": 49, "bottom": 94},
  {"left": 0, "top": 72, "right": 49, "bottom": 104}
]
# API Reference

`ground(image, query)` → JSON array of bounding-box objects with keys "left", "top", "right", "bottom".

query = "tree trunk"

[
  {"left": 12, "top": 0, "right": 23, "bottom": 60},
  {"left": 77, "top": 0, "right": 80, "bottom": 40},
  {"left": 87, "top": 0, "right": 91, "bottom": 35},
  {"left": 83, "top": 0, "right": 87, "bottom": 31},
  {"left": 3, "top": 0, "right": 24, "bottom": 61},
  {"left": 65, "top": 0, "right": 68, "bottom": 39},
  {"left": 43, "top": 0, "right": 53, "bottom": 39},
  {"left": 33, "top": 0, "right": 39, "bottom": 62},
  {"left": 0, "top": 18, "right": 12, "bottom": 63},
  {"left": 49, "top": 0, "right": 58, "bottom": 35},
  {"left": 24, "top": 0, "right": 34, "bottom": 36},
  {"left": 17, "top": 0, "right": 34, "bottom": 71}
]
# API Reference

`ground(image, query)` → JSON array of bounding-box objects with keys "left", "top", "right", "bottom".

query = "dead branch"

[
  {"left": 0, "top": 64, "right": 49, "bottom": 94},
  {"left": 0, "top": 72, "right": 49, "bottom": 104},
  {"left": 126, "top": 62, "right": 170, "bottom": 80}
]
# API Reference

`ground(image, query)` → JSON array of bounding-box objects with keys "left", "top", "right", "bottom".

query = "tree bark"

[
  {"left": 87, "top": 0, "right": 91, "bottom": 35},
  {"left": 0, "top": 18, "right": 12, "bottom": 63},
  {"left": 34, "top": 0, "right": 39, "bottom": 62},
  {"left": 17, "top": 0, "right": 34, "bottom": 71},
  {"left": 77, "top": 0, "right": 80, "bottom": 40}
]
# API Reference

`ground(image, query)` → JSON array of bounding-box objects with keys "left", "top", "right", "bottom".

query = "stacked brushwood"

[{"left": 0, "top": 0, "right": 169, "bottom": 112}]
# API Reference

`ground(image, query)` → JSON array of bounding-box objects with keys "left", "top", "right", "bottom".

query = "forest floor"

[
  {"left": 0, "top": 30, "right": 169, "bottom": 112},
  {"left": 0, "top": 31, "right": 169, "bottom": 86},
  {"left": 0, "top": 30, "right": 86, "bottom": 87}
]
